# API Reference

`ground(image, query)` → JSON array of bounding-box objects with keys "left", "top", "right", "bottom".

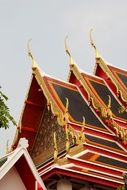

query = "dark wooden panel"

[{"left": 53, "top": 84, "right": 105, "bottom": 129}]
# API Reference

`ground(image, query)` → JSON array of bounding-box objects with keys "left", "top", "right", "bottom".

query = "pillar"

[{"left": 57, "top": 179, "right": 72, "bottom": 190}]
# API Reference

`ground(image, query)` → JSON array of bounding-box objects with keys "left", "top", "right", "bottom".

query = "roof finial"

[
  {"left": 65, "top": 36, "right": 75, "bottom": 66},
  {"left": 27, "top": 39, "right": 38, "bottom": 69},
  {"left": 90, "top": 29, "right": 100, "bottom": 58}
]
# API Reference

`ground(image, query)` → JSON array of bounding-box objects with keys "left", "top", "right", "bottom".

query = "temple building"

[
  {"left": 0, "top": 138, "right": 46, "bottom": 190},
  {"left": 1, "top": 36, "right": 127, "bottom": 190}
]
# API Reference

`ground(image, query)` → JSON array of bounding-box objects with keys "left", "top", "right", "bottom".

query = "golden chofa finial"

[
  {"left": 27, "top": 39, "right": 38, "bottom": 70},
  {"left": 65, "top": 36, "right": 75, "bottom": 66},
  {"left": 90, "top": 29, "right": 100, "bottom": 58}
]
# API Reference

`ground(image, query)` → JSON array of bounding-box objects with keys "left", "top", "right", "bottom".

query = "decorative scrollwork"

[
  {"left": 118, "top": 105, "right": 127, "bottom": 114},
  {"left": 57, "top": 98, "right": 69, "bottom": 126},
  {"left": 111, "top": 120, "right": 127, "bottom": 142},
  {"left": 99, "top": 95, "right": 112, "bottom": 119}
]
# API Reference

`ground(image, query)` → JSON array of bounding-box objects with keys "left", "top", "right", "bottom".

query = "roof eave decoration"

[
  {"left": 65, "top": 37, "right": 115, "bottom": 120},
  {"left": 90, "top": 29, "right": 101, "bottom": 59},
  {"left": 65, "top": 37, "right": 96, "bottom": 103},
  {"left": 90, "top": 31, "right": 127, "bottom": 105},
  {"left": 96, "top": 57, "right": 127, "bottom": 109},
  {"left": 27, "top": 40, "right": 70, "bottom": 127},
  {"left": 53, "top": 117, "right": 86, "bottom": 164}
]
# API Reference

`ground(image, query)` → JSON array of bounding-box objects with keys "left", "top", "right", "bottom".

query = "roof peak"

[
  {"left": 27, "top": 39, "right": 39, "bottom": 70},
  {"left": 90, "top": 29, "right": 101, "bottom": 59},
  {"left": 65, "top": 36, "right": 76, "bottom": 66}
]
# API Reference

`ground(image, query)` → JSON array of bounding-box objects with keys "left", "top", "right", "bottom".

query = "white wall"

[{"left": 0, "top": 166, "right": 26, "bottom": 190}]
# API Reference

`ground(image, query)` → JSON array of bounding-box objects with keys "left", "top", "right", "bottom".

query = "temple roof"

[
  {"left": 0, "top": 138, "right": 46, "bottom": 190},
  {"left": 15, "top": 49, "right": 127, "bottom": 189}
]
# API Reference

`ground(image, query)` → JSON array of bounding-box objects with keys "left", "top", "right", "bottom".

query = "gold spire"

[
  {"left": 65, "top": 36, "right": 75, "bottom": 66},
  {"left": 27, "top": 39, "right": 38, "bottom": 70},
  {"left": 90, "top": 29, "right": 100, "bottom": 58}
]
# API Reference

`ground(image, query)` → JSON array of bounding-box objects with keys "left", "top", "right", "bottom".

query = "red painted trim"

[
  {"left": 68, "top": 122, "right": 114, "bottom": 139},
  {"left": 41, "top": 167, "right": 121, "bottom": 188},
  {"left": 67, "top": 157, "right": 123, "bottom": 176},
  {"left": 21, "top": 126, "right": 37, "bottom": 133},
  {"left": 108, "top": 65, "right": 127, "bottom": 76},
  {"left": 25, "top": 100, "right": 43, "bottom": 108},
  {"left": 85, "top": 144, "right": 127, "bottom": 161},
  {"left": 15, "top": 156, "right": 35, "bottom": 190}
]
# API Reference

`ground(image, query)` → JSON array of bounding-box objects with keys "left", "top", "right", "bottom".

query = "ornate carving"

[
  {"left": 31, "top": 107, "right": 66, "bottom": 165},
  {"left": 57, "top": 98, "right": 69, "bottom": 126},
  {"left": 99, "top": 95, "right": 112, "bottom": 120},
  {"left": 68, "top": 117, "right": 86, "bottom": 148},
  {"left": 118, "top": 104, "right": 127, "bottom": 114},
  {"left": 111, "top": 119, "right": 127, "bottom": 143}
]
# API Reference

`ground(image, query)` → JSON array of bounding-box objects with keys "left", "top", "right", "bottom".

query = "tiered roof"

[{"left": 15, "top": 42, "right": 127, "bottom": 189}]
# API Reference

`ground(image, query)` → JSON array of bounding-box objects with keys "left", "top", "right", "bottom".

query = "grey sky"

[{"left": 0, "top": 0, "right": 127, "bottom": 156}]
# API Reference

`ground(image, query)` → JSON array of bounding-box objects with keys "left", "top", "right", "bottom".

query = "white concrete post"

[{"left": 57, "top": 179, "right": 72, "bottom": 190}]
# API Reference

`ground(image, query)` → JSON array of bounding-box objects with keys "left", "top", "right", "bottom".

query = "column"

[{"left": 57, "top": 179, "right": 72, "bottom": 190}]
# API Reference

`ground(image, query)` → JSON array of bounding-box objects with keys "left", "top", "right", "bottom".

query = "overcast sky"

[{"left": 0, "top": 0, "right": 127, "bottom": 156}]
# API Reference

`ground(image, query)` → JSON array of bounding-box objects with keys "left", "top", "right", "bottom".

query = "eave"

[
  {"left": 95, "top": 57, "right": 127, "bottom": 106},
  {"left": 40, "top": 165, "right": 123, "bottom": 188}
]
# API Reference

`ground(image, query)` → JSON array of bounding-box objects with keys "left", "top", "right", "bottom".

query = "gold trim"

[
  {"left": 68, "top": 117, "right": 86, "bottom": 147},
  {"left": 89, "top": 31, "right": 127, "bottom": 101},
  {"left": 69, "top": 143, "right": 85, "bottom": 157},
  {"left": 95, "top": 56, "right": 127, "bottom": 103},
  {"left": 111, "top": 119, "right": 127, "bottom": 142},
  {"left": 89, "top": 96, "right": 99, "bottom": 110},
  {"left": 53, "top": 132, "right": 58, "bottom": 162},
  {"left": 99, "top": 95, "right": 112, "bottom": 119},
  {"left": 65, "top": 36, "right": 102, "bottom": 109},
  {"left": 97, "top": 57, "right": 119, "bottom": 93},
  {"left": 57, "top": 98, "right": 69, "bottom": 126},
  {"left": 27, "top": 39, "right": 39, "bottom": 69},
  {"left": 118, "top": 90, "right": 127, "bottom": 106},
  {"left": 65, "top": 125, "right": 70, "bottom": 154},
  {"left": 65, "top": 36, "right": 74, "bottom": 66},
  {"left": 65, "top": 43, "right": 115, "bottom": 119},
  {"left": 32, "top": 67, "right": 65, "bottom": 126},
  {"left": 76, "top": 117, "right": 86, "bottom": 145},
  {"left": 118, "top": 104, "right": 127, "bottom": 114},
  {"left": 89, "top": 29, "right": 100, "bottom": 58}
]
